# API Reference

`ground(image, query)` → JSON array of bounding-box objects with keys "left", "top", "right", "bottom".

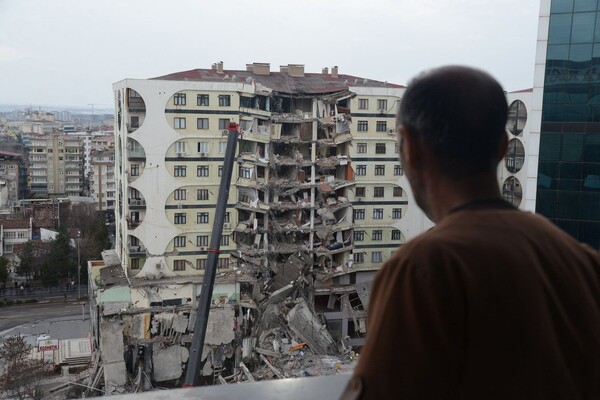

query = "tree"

[
  {"left": 15, "top": 241, "right": 42, "bottom": 281},
  {"left": 0, "top": 335, "right": 46, "bottom": 400},
  {"left": 43, "top": 227, "right": 75, "bottom": 285},
  {"left": 0, "top": 257, "right": 9, "bottom": 287}
]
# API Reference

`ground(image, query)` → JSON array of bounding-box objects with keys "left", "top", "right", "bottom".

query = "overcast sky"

[{"left": 0, "top": 0, "right": 540, "bottom": 111}]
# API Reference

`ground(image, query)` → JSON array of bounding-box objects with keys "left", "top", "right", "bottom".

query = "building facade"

[
  {"left": 0, "top": 151, "right": 23, "bottom": 211},
  {"left": 89, "top": 147, "right": 116, "bottom": 212},
  {"left": 535, "top": 0, "right": 600, "bottom": 250},
  {"left": 28, "top": 135, "right": 85, "bottom": 198}
]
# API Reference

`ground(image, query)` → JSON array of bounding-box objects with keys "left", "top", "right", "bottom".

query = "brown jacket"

[{"left": 343, "top": 207, "right": 600, "bottom": 399}]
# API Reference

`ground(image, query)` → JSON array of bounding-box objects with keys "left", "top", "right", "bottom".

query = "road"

[{"left": 0, "top": 301, "right": 84, "bottom": 333}]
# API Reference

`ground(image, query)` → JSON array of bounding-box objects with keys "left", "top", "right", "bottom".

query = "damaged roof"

[{"left": 151, "top": 68, "right": 403, "bottom": 95}]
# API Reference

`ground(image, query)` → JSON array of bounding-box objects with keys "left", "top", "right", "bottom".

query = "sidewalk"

[{"left": 0, "top": 285, "right": 88, "bottom": 302}]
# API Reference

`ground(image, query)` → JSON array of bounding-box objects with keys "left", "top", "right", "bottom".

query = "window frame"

[{"left": 197, "top": 94, "right": 209, "bottom": 106}]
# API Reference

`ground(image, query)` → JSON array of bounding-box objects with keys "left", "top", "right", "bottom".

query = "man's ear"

[{"left": 398, "top": 126, "right": 421, "bottom": 169}]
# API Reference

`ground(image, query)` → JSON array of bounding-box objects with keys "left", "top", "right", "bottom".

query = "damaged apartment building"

[{"left": 95, "top": 61, "right": 425, "bottom": 391}]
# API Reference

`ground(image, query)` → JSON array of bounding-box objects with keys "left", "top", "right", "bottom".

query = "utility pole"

[
  {"left": 77, "top": 229, "right": 81, "bottom": 300},
  {"left": 183, "top": 122, "right": 239, "bottom": 387}
]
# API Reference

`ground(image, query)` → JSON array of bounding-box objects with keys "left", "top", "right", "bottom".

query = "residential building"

[
  {"left": 0, "top": 151, "right": 24, "bottom": 211},
  {"left": 534, "top": 0, "right": 600, "bottom": 250},
  {"left": 28, "top": 135, "right": 85, "bottom": 198},
  {"left": 89, "top": 147, "right": 116, "bottom": 212}
]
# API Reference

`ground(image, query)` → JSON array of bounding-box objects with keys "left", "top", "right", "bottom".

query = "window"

[
  {"left": 374, "top": 187, "right": 384, "bottom": 197},
  {"left": 358, "top": 99, "right": 369, "bottom": 110},
  {"left": 393, "top": 187, "right": 403, "bottom": 197},
  {"left": 197, "top": 212, "right": 209, "bottom": 224},
  {"left": 174, "top": 213, "right": 186, "bottom": 224},
  {"left": 372, "top": 251, "right": 383, "bottom": 263},
  {"left": 357, "top": 121, "right": 368, "bottom": 132},
  {"left": 373, "top": 208, "right": 384, "bottom": 219},
  {"left": 218, "top": 258, "right": 229, "bottom": 269},
  {"left": 131, "top": 258, "right": 140, "bottom": 270},
  {"left": 356, "top": 187, "right": 366, "bottom": 197},
  {"left": 130, "top": 116, "right": 140, "bottom": 128},
  {"left": 392, "top": 229, "right": 402, "bottom": 240},
  {"left": 130, "top": 164, "right": 139, "bottom": 176},
  {"left": 225, "top": 212, "right": 230, "bottom": 223},
  {"left": 197, "top": 142, "right": 209, "bottom": 153},
  {"left": 357, "top": 143, "right": 367, "bottom": 154},
  {"left": 354, "top": 252, "right": 365, "bottom": 263},
  {"left": 372, "top": 230, "right": 383, "bottom": 241},
  {"left": 374, "top": 165, "right": 385, "bottom": 176},
  {"left": 174, "top": 236, "right": 186, "bottom": 247},
  {"left": 174, "top": 165, "right": 187, "bottom": 177},
  {"left": 392, "top": 208, "right": 402, "bottom": 219},
  {"left": 375, "top": 143, "right": 386, "bottom": 154},
  {"left": 175, "top": 141, "right": 186, "bottom": 153},
  {"left": 174, "top": 93, "right": 186, "bottom": 106},
  {"left": 219, "top": 118, "right": 229, "bottom": 130},
  {"left": 354, "top": 209, "right": 365, "bottom": 220},
  {"left": 356, "top": 165, "right": 366, "bottom": 176},
  {"left": 197, "top": 189, "right": 209, "bottom": 200},
  {"left": 197, "top": 94, "right": 209, "bottom": 106},
  {"left": 197, "top": 235, "right": 209, "bottom": 247},
  {"left": 173, "top": 260, "right": 186, "bottom": 271},
  {"left": 239, "top": 167, "right": 252, "bottom": 179},
  {"left": 219, "top": 95, "right": 231, "bottom": 107},
  {"left": 221, "top": 235, "right": 230, "bottom": 246},
  {"left": 218, "top": 166, "right": 223, "bottom": 177},
  {"left": 196, "top": 258, "right": 207, "bottom": 270},
  {"left": 197, "top": 165, "right": 209, "bottom": 177},
  {"left": 197, "top": 118, "right": 209, "bottom": 130},
  {"left": 354, "top": 231, "right": 365, "bottom": 241},
  {"left": 377, "top": 99, "right": 387, "bottom": 111},
  {"left": 219, "top": 141, "right": 227, "bottom": 153},
  {"left": 395, "top": 143, "right": 399, "bottom": 154},
  {"left": 376, "top": 121, "right": 387, "bottom": 132},
  {"left": 394, "top": 165, "right": 404, "bottom": 176},
  {"left": 174, "top": 189, "right": 186, "bottom": 200},
  {"left": 174, "top": 117, "right": 186, "bottom": 129}
]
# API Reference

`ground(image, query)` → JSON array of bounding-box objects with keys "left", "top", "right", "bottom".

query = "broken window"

[
  {"left": 373, "top": 208, "right": 384, "bottom": 219},
  {"left": 197, "top": 94, "right": 209, "bottom": 106},
  {"left": 377, "top": 99, "right": 388, "bottom": 111},
  {"left": 197, "top": 118, "right": 209, "bottom": 130},
  {"left": 372, "top": 251, "right": 383, "bottom": 263},
  {"left": 354, "top": 231, "right": 365, "bottom": 241},
  {"left": 393, "top": 187, "right": 403, "bottom": 197},
  {"left": 239, "top": 167, "right": 252, "bottom": 179},
  {"left": 372, "top": 230, "right": 383, "bottom": 241},
  {"left": 375, "top": 143, "right": 386, "bottom": 154},
  {"left": 219, "top": 95, "right": 231, "bottom": 107},
  {"left": 354, "top": 209, "right": 365, "bottom": 220},
  {"left": 197, "top": 165, "right": 209, "bottom": 177},
  {"left": 357, "top": 121, "right": 368, "bottom": 132},
  {"left": 174, "top": 165, "right": 186, "bottom": 177},
  {"left": 196, "top": 258, "right": 206, "bottom": 269},
  {"left": 354, "top": 252, "right": 365, "bottom": 263},
  {"left": 197, "top": 189, "right": 209, "bottom": 200},
  {"left": 173, "top": 259, "right": 186, "bottom": 271},
  {"left": 356, "top": 187, "right": 366, "bottom": 197},
  {"left": 174, "top": 213, "right": 186, "bottom": 224},
  {"left": 392, "top": 208, "right": 402, "bottom": 219},
  {"left": 374, "top": 165, "right": 385, "bottom": 176},
  {"left": 356, "top": 165, "right": 366, "bottom": 176},
  {"left": 197, "top": 235, "right": 209, "bottom": 247},
  {"left": 174, "top": 189, "right": 186, "bottom": 200},
  {"left": 392, "top": 229, "right": 402, "bottom": 240},
  {"left": 358, "top": 99, "right": 369, "bottom": 110},
  {"left": 197, "top": 212, "right": 209, "bottom": 224},
  {"left": 174, "top": 93, "right": 186, "bottom": 106},
  {"left": 174, "top": 117, "right": 186, "bottom": 129},
  {"left": 219, "top": 118, "right": 229, "bottom": 130},
  {"left": 394, "top": 165, "right": 404, "bottom": 176},
  {"left": 376, "top": 121, "right": 387, "bottom": 132},
  {"left": 174, "top": 236, "right": 186, "bottom": 247},
  {"left": 357, "top": 143, "right": 367, "bottom": 154},
  {"left": 374, "top": 187, "right": 384, "bottom": 197}
]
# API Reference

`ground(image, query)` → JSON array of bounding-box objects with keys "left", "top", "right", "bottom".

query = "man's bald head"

[{"left": 398, "top": 66, "right": 508, "bottom": 178}]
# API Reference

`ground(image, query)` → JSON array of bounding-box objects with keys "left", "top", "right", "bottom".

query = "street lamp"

[{"left": 77, "top": 230, "right": 81, "bottom": 300}]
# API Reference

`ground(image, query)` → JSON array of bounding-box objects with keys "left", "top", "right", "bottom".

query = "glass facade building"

[{"left": 537, "top": 0, "right": 600, "bottom": 250}]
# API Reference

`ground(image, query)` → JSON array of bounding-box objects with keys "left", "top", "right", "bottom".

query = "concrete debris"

[{"left": 152, "top": 344, "right": 187, "bottom": 382}]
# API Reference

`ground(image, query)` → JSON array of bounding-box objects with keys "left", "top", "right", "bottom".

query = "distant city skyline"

[{"left": 0, "top": 0, "right": 540, "bottom": 108}]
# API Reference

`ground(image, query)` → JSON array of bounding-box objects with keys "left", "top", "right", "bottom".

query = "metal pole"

[
  {"left": 77, "top": 231, "right": 81, "bottom": 300},
  {"left": 183, "top": 122, "right": 239, "bottom": 387}
]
